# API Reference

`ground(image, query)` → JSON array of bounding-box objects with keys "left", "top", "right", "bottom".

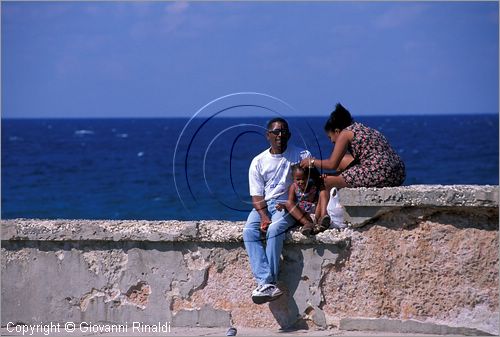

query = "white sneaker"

[{"left": 251, "top": 283, "right": 283, "bottom": 304}]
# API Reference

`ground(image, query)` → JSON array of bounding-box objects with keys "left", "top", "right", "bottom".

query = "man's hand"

[
  {"left": 252, "top": 196, "right": 271, "bottom": 233},
  {"left": 275, "top": 203, "right": 286, "bottom": 212},
  {"left": 260, "top": 218, "right": 272, "bottom": 233}
]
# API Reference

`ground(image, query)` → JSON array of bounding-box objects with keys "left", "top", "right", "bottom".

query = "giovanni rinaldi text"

[{"left": 6, "top": 321, "right": 171, "bottom": 335}]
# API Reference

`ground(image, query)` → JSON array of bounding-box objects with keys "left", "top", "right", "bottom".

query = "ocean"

[{"left": 2, "top": 115, "right": 498, "bottom": 221}]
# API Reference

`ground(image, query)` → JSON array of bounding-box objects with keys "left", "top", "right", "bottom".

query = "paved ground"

[{"left": 0, "top": 326, "right": 439, "bottom": 336}]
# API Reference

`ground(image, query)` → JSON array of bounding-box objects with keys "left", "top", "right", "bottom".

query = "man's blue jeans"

[{"left": 243, "top": 199, "right": 295, "bottom": 286}]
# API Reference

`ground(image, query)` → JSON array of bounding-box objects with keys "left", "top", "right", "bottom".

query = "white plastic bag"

[{"left": 327, "top": 187, "right": 346, "bottom": 229}]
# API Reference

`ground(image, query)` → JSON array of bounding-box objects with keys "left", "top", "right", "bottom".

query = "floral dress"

[
  {"left": 294, "top": 181, "right": 318, "bottom": 213},
  {"left": 341, "top": 122, "right": 406, "bottom": 187}
]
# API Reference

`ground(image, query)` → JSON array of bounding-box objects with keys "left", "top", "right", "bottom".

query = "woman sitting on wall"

[{"left": 300, "top": 103, "right": 406, "bottom": 189}]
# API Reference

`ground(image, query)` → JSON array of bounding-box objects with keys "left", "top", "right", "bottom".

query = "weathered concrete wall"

[{"left": 1, "top": 185, "right": 498, "bottom": 335}]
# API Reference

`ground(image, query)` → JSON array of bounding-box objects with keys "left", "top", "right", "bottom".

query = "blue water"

[{"left": 2, "top": 115, "right": 498, "bottom": 220}]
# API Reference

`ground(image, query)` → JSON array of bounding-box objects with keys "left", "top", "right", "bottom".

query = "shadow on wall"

[
  {"left": 269, "top": 242, "right": 351, "bottom": 330},
  {"left": 353, "top": 206, "right": 499, "bottom": 232}
]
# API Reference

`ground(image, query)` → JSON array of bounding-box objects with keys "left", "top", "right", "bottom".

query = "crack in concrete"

[{"left": 79, "top": 281, "right": 151, "bottom": 311}]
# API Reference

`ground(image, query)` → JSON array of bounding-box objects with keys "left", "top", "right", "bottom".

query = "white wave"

[
  {"left": 116, "top": 133, "right": 128, "bottom": 138},
  {"left": 74, "top": 130, "right": 95, "bottom": 136},
  {"left": 137, "top": 151, "right": 144, "bottom": 157}
]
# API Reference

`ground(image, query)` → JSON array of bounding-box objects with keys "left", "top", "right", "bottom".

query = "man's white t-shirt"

[{"left": 249, "top": 144, "right": 311, "bottom": 201}]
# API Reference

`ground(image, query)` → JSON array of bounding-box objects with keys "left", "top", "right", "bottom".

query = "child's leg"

[
  {"left": 314, "top": 201, "right": 321, "bottom": 223},
  {"left": 317, "top": 190, "right": 329, "bottom": 219},
  {"left": 313, "top": 190, "right": 332, "bottom": 233},
  {"left": 282, "top": 201, "right": 315, "bottom": 235},
  {"left": 283, "top": 201, "right": 313, "bottom": 226}
]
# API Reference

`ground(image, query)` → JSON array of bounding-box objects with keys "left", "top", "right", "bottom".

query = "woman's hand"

[
  {"left": 275, "top": 203, "right": 285, "bottom": 212},
  {"left": 300, "top": 157, "right": 315, "bottom": 169}
]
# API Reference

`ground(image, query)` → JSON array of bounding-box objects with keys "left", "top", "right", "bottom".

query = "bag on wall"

[{"left": 327, "top": 187, "right": 347, "bottom": 229}]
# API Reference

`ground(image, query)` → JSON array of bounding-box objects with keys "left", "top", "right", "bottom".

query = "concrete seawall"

[{"left": 1, "top": 185, "right": 498, "bottom": 335}]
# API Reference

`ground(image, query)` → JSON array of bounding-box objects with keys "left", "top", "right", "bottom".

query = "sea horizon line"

[{"left": 2, "top": 112, "right": 499, "bottom": 120}]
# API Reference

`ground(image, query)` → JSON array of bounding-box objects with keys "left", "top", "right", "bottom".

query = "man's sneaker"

[
  {"left": 251, "top": 284, "right": 283, "bottom": 304},
  {"left": 226, "top": 327, "right": 237, "bottom": 336}
]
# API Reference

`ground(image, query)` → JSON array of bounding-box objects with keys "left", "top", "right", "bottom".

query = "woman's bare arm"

[{"left": 317, "top": 130, "right": 353, "bottom": 170}]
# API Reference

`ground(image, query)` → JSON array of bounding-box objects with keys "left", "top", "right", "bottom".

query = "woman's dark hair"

[{"left": 324, "top": 103, "right": 354, "bottom": 132}]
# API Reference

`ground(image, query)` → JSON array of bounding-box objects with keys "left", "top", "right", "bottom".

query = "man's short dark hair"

[{"left": 266, "top": 117, "right": 289, "bottom": 130}]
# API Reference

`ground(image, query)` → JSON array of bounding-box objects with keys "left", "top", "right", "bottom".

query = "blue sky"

[{"left": 2, "top": 1, "right": 498, "bottom": 118}]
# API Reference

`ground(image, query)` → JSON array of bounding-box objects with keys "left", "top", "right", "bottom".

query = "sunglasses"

[{"left": 268, "top": 129, "right": 289, "bottom": 136}]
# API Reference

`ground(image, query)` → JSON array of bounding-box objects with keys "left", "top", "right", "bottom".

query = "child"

[{"left": 276, "top": 164, "right": 331, "bottom": 235}]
